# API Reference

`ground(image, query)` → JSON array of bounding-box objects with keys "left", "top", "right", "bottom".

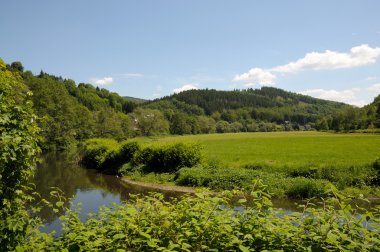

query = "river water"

[
  {"left": 32, "top": 153, "right": 378, "bottom": 234},
  {"left": 33, "top": 153, "right": 203, "bottom": 234}
]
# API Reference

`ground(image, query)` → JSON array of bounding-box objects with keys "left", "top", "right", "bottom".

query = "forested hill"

[
  {"left": 3, "top": 59, "right": 379, "bottom": 151},
  {"left": 157, "top": 87, "right": 347, "bottom": 115},
  {"left": 141, "top": 87, "right": 350, "bottom": 129},
  {"left": 144, "top": 88, "right": 380, "bottom": 133}
]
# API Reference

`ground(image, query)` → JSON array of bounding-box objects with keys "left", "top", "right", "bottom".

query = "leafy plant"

[
  {"left": 17, "top": 181, "right": 380, "bottom": 251},
  {"left": 0, "top": 58, "right": 42, "bottom": 250},
  {"left": 133, "top": 143, "right": 203, "bottom": 173}
]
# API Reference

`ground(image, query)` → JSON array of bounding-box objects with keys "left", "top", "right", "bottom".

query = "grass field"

[
  {"left": 84, "top": 132, "right": 380, "bottom": 198},
  {"left": 136, "top": 131, "right": 380, "bottom": 168}
]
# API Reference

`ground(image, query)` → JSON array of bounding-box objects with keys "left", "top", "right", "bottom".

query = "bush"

[
  {"left": 285, "top": 164, "right": 375, "bottom": 189},
  {"left": 285, "top": 177, "right": 327, "bottom": 199},
  {"left": 118, "top": 162, "right": 144, "bottom": 176},
  {"left": 287, "top": 165, "right": 319, "bottom": 179},
  {"left": 175, "top": 165, "right": 330, "bottom": 198},
  {"left": 372, "top": 157, "right": 380, "bottom": 185},
  {"left": 101, "top": 141, "right": 141, "bottom": 173},
  {"left": 374, "top": 157, "right": 380, "bottom": 171},
  {"left": 133, "top": 143, "right": 202, "bottom": 173},
  {"left": 81, "top": 139, "right": 142, "bottom": 173},
  {"left": 81, "top": 138, "right": 119, "bottom": 170},
  {"left": 119, "top": 141, "right": 140, "bottom": 162},
  {"left": 176, "top": 166, "right": 254, "bottom": 190},
  {"left": 19, "top": 185, "right": 380, "bottom": 251}
]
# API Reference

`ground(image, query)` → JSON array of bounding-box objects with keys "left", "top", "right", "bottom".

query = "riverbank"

[
  {"left": 121, "top": 177, "right": 196, "bottom": 194},
  {"left": 122, "top": 173, "right": 380, "bottom": 198},
  {"left": 80, "top": 134, "right": 380, "bottom": 200}
]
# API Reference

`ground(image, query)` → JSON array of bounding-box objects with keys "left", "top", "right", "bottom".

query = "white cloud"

[
  {"left": 92, "top": 77, "right": 113, "bottom": 85},
  {"left": 367, "top": 83, "right": 380, "bottom": 92},
  {"left": 272, "top": 44, "right": 380, "bottom": 73},
  {"left": 366, "top": 76, "right": 377, "bottom": 81},
  {"left": 233, "top": 44, "right": 380, "bottom": 86},
  {"left": 299, "top": 88, "right": 366, "bottom": 107},
  {"left": 233, "top": 68, "right": 276, "bottom": 85},
  {"left": 173, "top": 83, "right": 199, "bottom": 93}
]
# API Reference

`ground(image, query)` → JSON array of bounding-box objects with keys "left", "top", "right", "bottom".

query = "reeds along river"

[{"left": 32, "top": 153, "right": 378, "bottom": 234}]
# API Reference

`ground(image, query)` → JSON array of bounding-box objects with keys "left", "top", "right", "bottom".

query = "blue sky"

[{"left": 1, "top": 0, "right": 379, "bottom": 106}]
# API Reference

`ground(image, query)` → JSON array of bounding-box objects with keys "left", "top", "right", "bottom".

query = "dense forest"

[
  {"left": 3, "top": 59, "right": 380, "bottom": 151},
  {"left": 146, "top": 88, "right": 380, "bottom": 133},
  {"left": 142, "top": 88, "right": 350, "bottom": 134}
]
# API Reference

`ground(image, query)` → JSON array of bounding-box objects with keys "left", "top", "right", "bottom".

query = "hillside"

[
  {"left": 3, "top": 61, "right": 137, "bottom": 151},
  {"left": 3, "top": 59, "right": 379, "bottom": 150},
  {"left": 161, "top": 87, "right": 347, "bottom": 115},
  {"left": 141, "top": 87, "right": 351, "bottom": 133},
  {"left": 326, "top": 93, "right": 380, "bottom": 131}
]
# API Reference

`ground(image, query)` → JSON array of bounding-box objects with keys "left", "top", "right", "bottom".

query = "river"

[
  {"left": 33, "top": 153, "right": 200, "bottom": 234},
  {"left": 32, "top": 153, "right": 378, "bottom": 234}
]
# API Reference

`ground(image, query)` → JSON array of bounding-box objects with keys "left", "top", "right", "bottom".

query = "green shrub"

[
  {"left": 119, "top": 141, "right": 140, "bottom": 163},
  {"left": 81, "top": 138, "right": 119, "bottom": 170},
  {"left": 175, "top": 165, "right": 331, "bottom": 198},
  {"left": 101, "top": 141, "right": 141, "bottom": 173},
  {"left": 176, "top": 166, "right": 254, "bottom": 190},
  {"left": 118, "top": 162, "right": 144, "bottom": 176},
  {"left": 372, "top": 157, "right": 380, "bottom": 185},
  {"left": 285, "top": 177, "right": 327, "bottom": 199},
  {"left": 285, "top": 164, "right": 375, "bottom": 189},
  {"left": 128, "top": 171, "right": 176, "bottom": 184},
  {"left": 19, "top": 184, "right": 380, "bottom": 251},
  {"left": 374, "top": 157, "right": 380, "bottom": 171},
  {"left": 133, "top": 143, "right": 202, "bottom": 173},
  {"left": 81, "top": 139, "right": 142, "bottom": 173},
  {"left": 287, "top": 165, "right": 319, "bottom": 178}
]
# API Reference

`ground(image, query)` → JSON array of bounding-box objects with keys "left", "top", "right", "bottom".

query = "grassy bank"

[{"left": 80, "top": 132, "right": 380, "bottom": 199}]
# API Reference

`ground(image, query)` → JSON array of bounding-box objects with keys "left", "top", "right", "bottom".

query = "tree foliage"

[
  {"left": 0, "top": 58, "right": 41, "bottom": 250},
  {"left": 141, "top": 87, "right": 352, "bottom": 135},
  {"left": 322, "top": 95, "right": 380, "bottom": 132},
  {"left": 131, "top": 108, "right": 169, "bottom": 136},
  {"left": 17, "top": 64, "right": 137, "bottom": 150}
]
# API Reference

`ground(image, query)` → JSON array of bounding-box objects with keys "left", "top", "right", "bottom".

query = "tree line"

[
  {"left": 4, "top": 60, "right": 380, "bottom": 151},
  {"left": 315, "top": 97, "right": 380, "bottom": 131}
]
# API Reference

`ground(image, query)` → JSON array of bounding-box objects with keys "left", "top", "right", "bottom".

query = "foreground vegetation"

[
  {"left": 19, "top": 184, "right": 380, "bottom": 251},
  {"left": 81, "top": 132, "right": 380, "bottom": 199}
]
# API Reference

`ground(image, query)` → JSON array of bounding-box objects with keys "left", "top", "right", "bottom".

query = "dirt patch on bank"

[{"left": 121, "top": 177, "right": 196, "bottom": 194}]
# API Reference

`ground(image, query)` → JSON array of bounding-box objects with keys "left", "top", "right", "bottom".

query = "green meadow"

[
  {"left": 136, "top": 131, "right": 380, "bottom": 168},
  {"left": 82, "top": 132, "right": 380, "bottom": 198}
]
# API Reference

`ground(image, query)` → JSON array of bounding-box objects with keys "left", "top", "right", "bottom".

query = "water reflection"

[
  {"left": 32, "top": 153, "right": 188, "bottom": 233},
  {"left": 32, "top": 153, "right": 379, "bottom": 234}
]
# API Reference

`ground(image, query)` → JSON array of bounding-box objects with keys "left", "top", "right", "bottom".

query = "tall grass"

[
  {"left": 135, "top": 132, "right": 380, "bottom": 168},
  {"left": 80, "top": 132, "right": 380, "bottom": 199}
]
